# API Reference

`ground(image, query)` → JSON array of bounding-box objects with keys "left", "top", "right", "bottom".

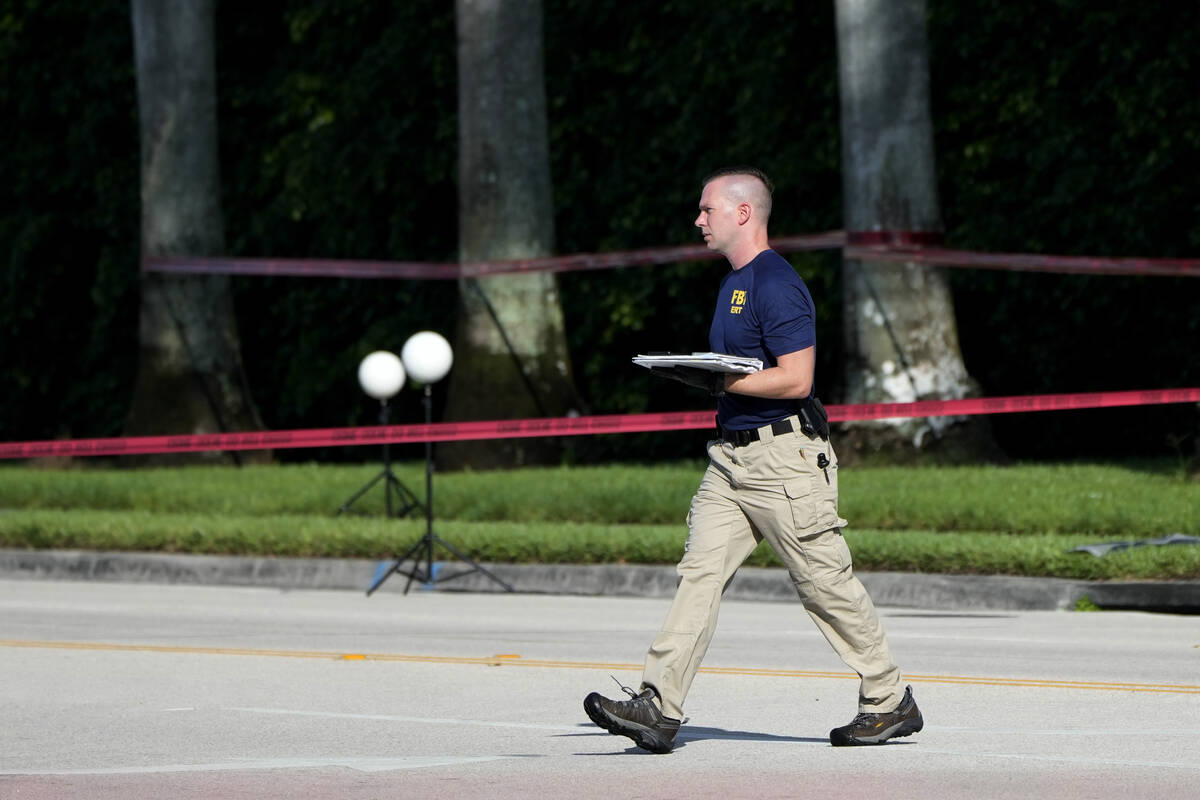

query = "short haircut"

[{"left": 702, "top": 166, "right": 774, "bottom": 221}]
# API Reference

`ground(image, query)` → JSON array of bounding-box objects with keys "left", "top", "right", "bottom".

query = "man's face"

[{"left": 694, "top": 177, "right": 738, "bottom": 254}]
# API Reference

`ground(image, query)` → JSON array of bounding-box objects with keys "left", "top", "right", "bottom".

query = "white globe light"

[
  {"left": 357, "top": 350, "right": 406, "bottom": 399},
  {"left": 401, "top": 331, "right": 454, "bottom": 384}
]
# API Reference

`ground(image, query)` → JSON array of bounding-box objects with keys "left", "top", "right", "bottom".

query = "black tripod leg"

[
  {"left": 365, "top": 534, "right": 431, "bottom": 596},
  {"left": 337, "top": 470, "right": 387, "bottom": 515},
  {"left": 383, "top": 472, "right": 424, "bottom": 517},
  {"left": 401, "top": 554, "right": 428, "bottom": 595},
  {"left": 426, "top": 534, "right": 514, "bottom": 592}
]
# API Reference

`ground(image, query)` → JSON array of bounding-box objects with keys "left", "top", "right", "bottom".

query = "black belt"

[{"left": 719, "top": 417, "right": 796, "bottom": 447}]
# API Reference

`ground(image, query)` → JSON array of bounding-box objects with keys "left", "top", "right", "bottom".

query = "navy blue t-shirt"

[{"left": 709, "top": 249, "right": 816, "bottom": 430}]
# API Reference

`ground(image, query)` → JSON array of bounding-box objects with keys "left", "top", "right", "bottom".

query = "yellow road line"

[{"left": 3, "top": 638, "right": 1197, "bottom": 695}]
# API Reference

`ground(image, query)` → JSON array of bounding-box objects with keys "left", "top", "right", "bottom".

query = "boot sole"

[{"left": 583, "top": 693, "right": 674, "bottom": 754}]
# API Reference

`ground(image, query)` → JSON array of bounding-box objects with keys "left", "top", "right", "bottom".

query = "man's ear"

[{"left": 737, "top": 202, "right": 752, "bottom": 225}]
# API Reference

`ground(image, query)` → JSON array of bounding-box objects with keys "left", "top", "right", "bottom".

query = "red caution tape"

[
  {"left": 846, "top": 231, "right": 945, "bottom": 247},
  {"left": 845, "top": 244, "right": 1200, "bottom": 278},
  {"left": 143, "top": 256, "right": 459, "bottom": 280},
  {"left": 826, "top": 388, "right": 1200, "bottom": 421},
  {"left": 2, "top": 388, "right": 1196, "bottom": 460},
  {"left": 142, "top": 232, "right": 1199, "bottom": 280},
  {"left": 142, "top": 232, "right": 845, "bottom": 281}
]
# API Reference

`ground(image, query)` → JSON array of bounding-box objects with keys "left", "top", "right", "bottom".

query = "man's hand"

[{"left": 649, "top": 366, "right": 727, "bottom": 396}]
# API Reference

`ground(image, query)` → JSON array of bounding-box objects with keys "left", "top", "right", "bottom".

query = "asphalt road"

[{"left": 2, "top": 579, "right": 1198, "bottom": 799}]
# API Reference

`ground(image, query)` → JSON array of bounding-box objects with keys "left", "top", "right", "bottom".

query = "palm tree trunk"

[
  {"left": 835, "top": 0, "right": 998, "bottom": 462},
  {"left": 126, "top": 0, "right": 265, "bottom": 463},
  {"left": 441, "top": 0, "right": 580, "bottom": 469}
]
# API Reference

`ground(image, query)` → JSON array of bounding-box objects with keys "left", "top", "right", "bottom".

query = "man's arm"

[{"left": 723, "top": 347, "right": 814, "bottom": 399}]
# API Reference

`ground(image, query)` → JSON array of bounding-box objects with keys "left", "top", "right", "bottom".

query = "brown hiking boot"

[
  {"left": 830, "top": 685, "right": 923, "bottom": 746},
  {"left": 584, "top": 683, "right": 680, "bottom": 754}
]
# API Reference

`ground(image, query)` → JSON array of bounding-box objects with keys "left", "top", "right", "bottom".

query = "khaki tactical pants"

[{"left": 641, "top": 416, "right": 904, "bottom": 720}]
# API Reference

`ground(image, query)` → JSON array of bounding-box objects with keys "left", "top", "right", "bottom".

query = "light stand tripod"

[
  {"left": 337, "top": 399, "right": 423, "bottom": 518},
  {"left": 366, "top": 384, "right": 513, "bottom": 595}
]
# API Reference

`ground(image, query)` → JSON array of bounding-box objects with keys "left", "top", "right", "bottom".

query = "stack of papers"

[{"left": 632, "top": 352, "right": 763, "bottom": 374}]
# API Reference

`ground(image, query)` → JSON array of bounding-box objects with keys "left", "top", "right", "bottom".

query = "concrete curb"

[{"left": 1, "top": 549, "right": 1198, "bottom": 613}]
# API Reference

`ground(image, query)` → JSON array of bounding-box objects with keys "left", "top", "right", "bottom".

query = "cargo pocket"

[{"left": 784, "top": 478, "right": 818, "bottom": 532}]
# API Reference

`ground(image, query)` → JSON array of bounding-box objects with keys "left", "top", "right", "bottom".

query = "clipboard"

[{"left": 632, "top": 352, "right": 763, "bottom": 374}]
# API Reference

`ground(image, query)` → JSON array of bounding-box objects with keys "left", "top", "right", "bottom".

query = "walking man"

[{"left": 584, "top": 167, "right": 922, "bottom": 752}]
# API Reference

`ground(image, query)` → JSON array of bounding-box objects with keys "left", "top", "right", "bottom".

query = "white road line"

[
  {"left": 0, "top": 756, "right": 509, "bottom": 776},
  {"left": 927, "top": 726, "right": 1200, "bottom": 736},
  {"left": 917, "top": 748, "right": 1200, "bottom": 771},
  {"left": 227, "top": 705, "right": 583, "bottom": 732}
]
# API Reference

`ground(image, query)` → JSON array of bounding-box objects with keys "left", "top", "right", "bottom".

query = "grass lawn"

[{"left": 0, "top": 460, "right": 1197, "bottom": 581}]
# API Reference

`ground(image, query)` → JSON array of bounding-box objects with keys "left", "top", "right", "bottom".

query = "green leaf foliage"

[
  {"left": 928, "top": 0, "right": 1200, "bottom": 458},
  {"left": 2, "top": 1, "right": 1196, "bottom": 463}
]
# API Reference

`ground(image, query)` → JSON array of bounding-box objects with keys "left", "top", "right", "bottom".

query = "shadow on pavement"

[{"left": 572, "top": 723, "right": 825, "bottom": 753}]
